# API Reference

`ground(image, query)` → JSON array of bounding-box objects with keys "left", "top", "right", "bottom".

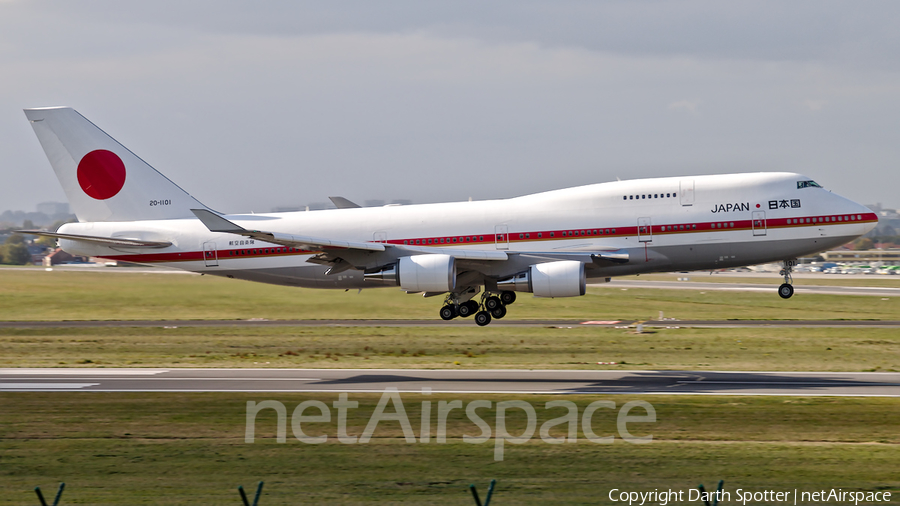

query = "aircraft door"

[
  {"left": 202, "top": 241, "right": 218, "bottom": 267},
  {"left": 495, "top": 225, "right": 509, "bottom": 250},
  {"left": 373, "top": 231, "right": 387, "bottom": 243},
  {"left": 680, "top": 180, "right": 695, "bottom": 206},
  {"left": 752, "top": 211, "right": 767, "bottom": 236},
  {"left": 638, "top": 217, "right": 653, "bottom": 243}
]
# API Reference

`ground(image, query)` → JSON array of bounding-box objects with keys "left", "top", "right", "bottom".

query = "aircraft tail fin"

[{"left": 24, "top": 107, "right": 211, "bottom": 222}]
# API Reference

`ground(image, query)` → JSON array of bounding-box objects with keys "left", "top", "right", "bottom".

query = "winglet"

[
  {"left": 328, "top": 196, "right": 361, "bottom": 209},
  {"left": 191, "top": 209, "right": 246, "bottom": 233}
]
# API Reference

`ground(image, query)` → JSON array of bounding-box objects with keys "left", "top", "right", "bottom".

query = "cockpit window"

[{"left": 797, "top": 180, "right": 822, "bottom": 189}]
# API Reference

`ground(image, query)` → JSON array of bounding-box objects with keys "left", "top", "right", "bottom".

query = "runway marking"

[
  {"left": 0, "top": 383, "right": 99, "bottom": 390},
  {"left": 0, "top": 368, "right": 168, "bottom": 375},
  {"left": 97, "top": 377, "right": 323, "bottom": 381}
]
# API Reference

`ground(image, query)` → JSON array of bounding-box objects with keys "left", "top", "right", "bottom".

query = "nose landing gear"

[
  {"left": 439, "top": 290, "right": 517, "bottom": 325},
  {"left": 778, "top": 259, "right": 796, "bottom": 299}
]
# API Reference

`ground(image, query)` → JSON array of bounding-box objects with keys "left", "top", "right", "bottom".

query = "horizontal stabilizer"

[{"left": 15, "top": 230, "right": 172, "bottom": 248}]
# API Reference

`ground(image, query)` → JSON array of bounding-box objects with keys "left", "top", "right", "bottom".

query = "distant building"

[
  {"left": 822, "top": 249, "right": 900, "bottom": 265},
  {"left": 36, "top": 202, "right": 69, "bottom": 216},
  {"left": 27, "top": 243, "right": 51, "bottom": 265},
  {"left": 866, "top": 203, "right": 899, "bottom": 238},
  {"left": 42, "top": 248, "right": 88, "bottom": 266}
]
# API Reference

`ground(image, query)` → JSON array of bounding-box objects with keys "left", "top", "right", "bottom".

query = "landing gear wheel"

[
  {"left": 485, "top": 296, "right": 502, "bottom": 311},
  {"left": 500, "top": 291, "right": 517, "bottom": 305},
  {"left": 778, "top": 260, "right": 795, "bottom": 300},
  {"left": 778, "top": 283, "right": 794, "bottom": 299},
  {"left": 474, "top": 311, "right": 492, "bottom": 326},
  {"left": 458, "top": 301, "right": 478, "bottom": 317},
  {"left": 439, "top": 305, "right": 458, "bottom": 320},
  {"left": 490, "top": 305, "right": 507, "bottom": 319}
]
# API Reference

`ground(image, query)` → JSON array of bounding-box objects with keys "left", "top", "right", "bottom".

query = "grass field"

[
  {"left": 2, "top": 269, "right": 898, "bottom": 504},
  {"left": 1, "top": 269, "right": 898, "bottom": 322},
  {"left": 2, "top": 269, "right": 898, "bottom": 371},
  {"left": 1, "top": 393, "right": 898, "bottom": 505},
  {"left": 2, "top": 325, "right": 899, "bottom": 371}
]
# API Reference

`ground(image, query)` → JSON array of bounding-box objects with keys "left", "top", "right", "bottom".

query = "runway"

[{"left": 2, "top": 368, "right": 899, "bottom": 396}]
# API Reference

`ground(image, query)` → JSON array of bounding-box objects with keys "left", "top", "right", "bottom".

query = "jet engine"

[
  {"left": 364, "top": 254, "right": 457, "bottom": 292},
  {"left": 497, "top": 260, "right": 585, "bottom": 298}
]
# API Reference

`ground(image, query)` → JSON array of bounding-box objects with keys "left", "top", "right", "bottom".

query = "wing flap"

[{"left": 394, "top": 244, "right": 508, "bottom": 261}]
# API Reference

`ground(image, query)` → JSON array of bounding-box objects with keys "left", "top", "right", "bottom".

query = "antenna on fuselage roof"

[{"left": 616, "top": 176, "right": 621, "bottom": 181}]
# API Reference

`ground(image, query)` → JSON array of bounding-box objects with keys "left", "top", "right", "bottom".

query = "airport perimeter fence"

[{"left": 31, "top": 478, "right": 725, "bottom": 505}]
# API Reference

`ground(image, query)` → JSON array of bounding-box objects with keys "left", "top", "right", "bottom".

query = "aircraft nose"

[{"left": 855, "top": 201, "right": 878, "bottom": 234}]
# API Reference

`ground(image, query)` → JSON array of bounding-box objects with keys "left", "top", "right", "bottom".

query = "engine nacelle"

[
  {"left": 397, "top": 254, "right": 456, "bottom": 292},
  {"left": 497, "top": 260, "right": 586, "bottom": 298},
  {"left": 362, "top": 254, "right": 458, "bottom": 291}
]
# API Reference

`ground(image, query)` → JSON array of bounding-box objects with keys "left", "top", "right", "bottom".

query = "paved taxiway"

[
  {"left": 608, "top": 278, "right": 900, "bottom": 297},
  {"left": 2, "top": 368, "right": 899, "bottom": 396}
]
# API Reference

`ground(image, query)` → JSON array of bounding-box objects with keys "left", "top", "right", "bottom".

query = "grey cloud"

[{"left": 1, "top": 1, "right": 898, "bottom": 214}]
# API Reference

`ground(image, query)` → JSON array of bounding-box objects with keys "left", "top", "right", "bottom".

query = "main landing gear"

[
  {"left": 439, "top": 291, "right": 517, "bottom": 326},
  {"left": 778, "top": 259, "right": 795, "bottom": 299}
]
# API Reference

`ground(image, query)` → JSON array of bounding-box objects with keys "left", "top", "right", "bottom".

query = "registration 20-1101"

[{"left": 149, "top": 199, "right": 172, "bottom": 206}]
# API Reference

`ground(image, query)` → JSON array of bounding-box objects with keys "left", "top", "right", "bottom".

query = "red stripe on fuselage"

[{"left": 97, "top": 212, "right": 878, "bottom": 263}]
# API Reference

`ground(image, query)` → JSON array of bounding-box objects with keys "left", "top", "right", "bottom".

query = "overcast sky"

[{"left": 2, "top": 0, "right": 899, "bottom": 215}]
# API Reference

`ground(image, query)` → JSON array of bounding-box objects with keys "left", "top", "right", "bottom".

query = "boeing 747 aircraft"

[{"left": 19, "top": 107, "right": 878, "bottom": 325}]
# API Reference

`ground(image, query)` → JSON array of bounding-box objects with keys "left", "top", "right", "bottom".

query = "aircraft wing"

[
  {"left": 191, "top": 209, "right": 626, "bottom": 268},
  {"left": 191, "top": 209, "right": 386, "bottom": 252},
  {"left": 192, "top": 209, "right": 509, "bottom": 260},
  {"left": 15, "top": 230, "right": 172, "bottom": 248},
  {"left": 393, "top": 244, "right": 508, "bottom": 260},
  {"left": 516, "top": 251, "right": 629, "bottom": 264}
]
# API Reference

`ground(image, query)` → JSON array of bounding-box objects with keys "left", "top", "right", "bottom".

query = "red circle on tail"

[{"left": 77, "top": 149, "right": 126, "bottom": 200}]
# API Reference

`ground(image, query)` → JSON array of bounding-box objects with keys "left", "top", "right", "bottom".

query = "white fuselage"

[{"left": 58, "top": 172, "right": 877, "bottom": 288}]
